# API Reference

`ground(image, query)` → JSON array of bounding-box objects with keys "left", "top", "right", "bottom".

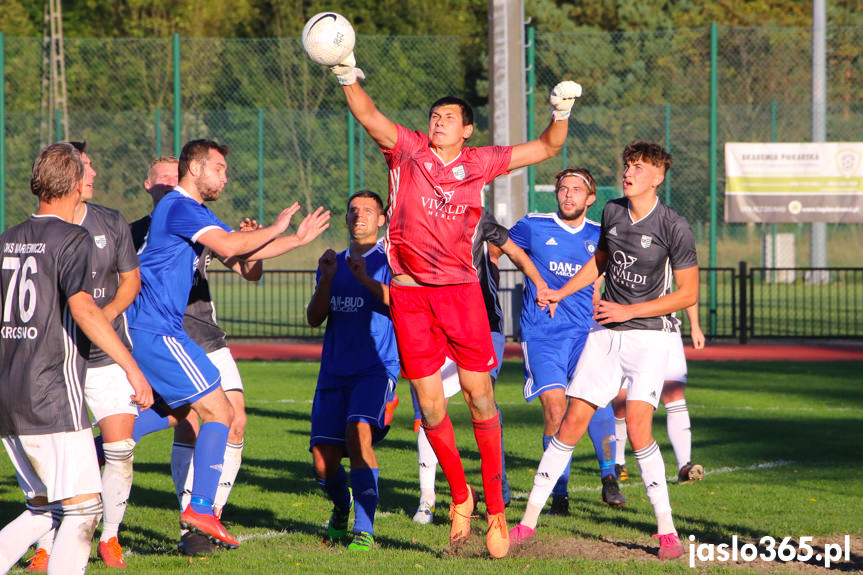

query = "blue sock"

[
  {"left": 350, "top": 468, "right": 379, "bottom": 535},
  {"left": 132, "top": 406, "right": 171, "bottom": 443},
  {"left": 544, "top": 434, "right": 571, "bottom": 497},
  {"left": 94, "top": 434, "right": 104, "bottom": 462},
  {"left": 189, "top": 421, "right": 229, "bottom": 514},
  {"left": 317, "top": 466, "right": 351, "bottom": 512},
  {"left": 588, "top": 404, "right": 617, "bottom": 478}
]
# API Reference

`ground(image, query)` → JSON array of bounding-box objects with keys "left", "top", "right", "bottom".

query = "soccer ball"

[{"left": 302, "top": 12, "right": 356, "bottom": 67}]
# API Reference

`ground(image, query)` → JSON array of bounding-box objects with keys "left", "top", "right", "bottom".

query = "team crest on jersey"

[
  {"left": 94, "top": 235, "right": 107, "bottom": 249},
  {"left": 585, "top": 240, "right": 597, "bottom": 254},
  {"left": 640, "top": 235, "right": 653, "bottom": 248},
  {"left": 452, "top": 165, "right": 466, "bottom": 180}
]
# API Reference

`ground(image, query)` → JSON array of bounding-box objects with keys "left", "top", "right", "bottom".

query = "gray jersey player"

[
  {"left": 510, "top": 141, "right": 698, "bottom": 561},
  {"left": 0, "top": 143, "right": 152, "bottom": 575}
]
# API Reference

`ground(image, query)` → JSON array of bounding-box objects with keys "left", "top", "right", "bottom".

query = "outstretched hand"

[
  {"left": 295, "top": 207, "right": 331, "bottom": 245},
  {"left": 239, "top": 217, "right": 260, "bottom": 231},
  {"left": 273, "top": 202, "right": 302, "bottom": 233}
]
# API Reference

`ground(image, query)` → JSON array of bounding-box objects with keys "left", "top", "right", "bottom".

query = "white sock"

[
  {"left": 417, "top": 427, "right": 437, "bottom": 503},
  {"left": 213, "top": 440, "right": 244, "bottom": 517},
  {"left": 100, "top": 438, "right": 135, "bottom": 542},
  {"left": 665, "top": 400, "right": 691, "bottom": 470},
  {"left": 614, "top": 417, "right": 627, "bottom": 465},
  {"left": 171, "top": 441, "right": 195, "bottom": 510},
  {"left": 49, "top": 498, "right": 102, "bottom": 575},
  {"left": 521, "top": 436, "right": 575, "bottom": 529},
  {"left": 0, "top": 503, "right": 60, "bottom": 572},
  {"left": 634, "top": 441, "right": 676, "bottom": 535},
  {"left": 36, "top": 530, "right": 55, "bottom": 553}
]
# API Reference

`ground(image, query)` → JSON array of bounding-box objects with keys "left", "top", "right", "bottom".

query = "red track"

[{"left": 229, "top": 342, "right": 863, "bottom": 362}]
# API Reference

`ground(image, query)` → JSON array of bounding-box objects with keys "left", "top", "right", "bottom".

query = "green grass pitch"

[{"left": 1, "top": 359, "right": 861, "bottom": 573}]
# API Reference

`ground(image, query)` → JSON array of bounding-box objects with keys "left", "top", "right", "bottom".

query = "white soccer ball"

[{"left": 302, "top": 12, "right": 356, "bottom": 67}]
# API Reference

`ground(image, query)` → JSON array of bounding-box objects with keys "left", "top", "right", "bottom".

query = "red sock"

[
  {"left": 422, "top": 414, "right": 468, "bottom": 504},
  {"left": 473, "top": 415, "right": 504, "bottom": 514}
]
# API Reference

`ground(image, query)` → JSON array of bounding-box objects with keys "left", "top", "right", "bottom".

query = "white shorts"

[
  {"left": 208, "top": 347, "right": 244, "bottom": 393},
  {"left": 440, "top": 357, "right": 461, "bottom": 399},
  {"left": 665, "top": 332, "right": 688, "bottom": 383},
  {"left": 619, "top": 332, "right": 687, "bottom": 389},
  {"left": 3, "top": 429, "right": 102, "bottom": 502},
  {"left": 85, "top": 363, "right": 138, "bottom": 423},
  {"left": 567, "top": 324, "right": 673, "bottom": 409}
]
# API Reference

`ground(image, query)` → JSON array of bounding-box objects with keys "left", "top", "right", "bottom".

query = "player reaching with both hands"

[{"left": 311, "top": 21, "right": 581, "bottom": 559}]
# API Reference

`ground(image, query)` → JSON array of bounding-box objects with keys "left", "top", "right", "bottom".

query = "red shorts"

[{"left": 389, "top": 281, "right": 497, "bottom": 380}]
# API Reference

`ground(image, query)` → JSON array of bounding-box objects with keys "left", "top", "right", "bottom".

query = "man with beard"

[{"left": 125, "top": 139, "right": 329, "bottom": 549}]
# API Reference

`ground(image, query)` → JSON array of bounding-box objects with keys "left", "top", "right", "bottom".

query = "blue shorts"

[
  {"left": 129, "top": 329, "right": 221, "bottom": 408},
  {"left": 489, "top": 331, "right": 506, "bottom": 382},
  {"left": 521, "top": 334, "right": 588, "bottom": 402},
  {"left": 309, "top": 372, "right": 396, "bottom": 450}
]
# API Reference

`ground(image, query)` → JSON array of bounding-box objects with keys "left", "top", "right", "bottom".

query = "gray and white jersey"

[
  {"left": 598, "top": 198, "right": 697, "bottom": 332},
  {"left": 79, "top": 203, "right": 138, "bottom": 367},
  {"left": 0, "top": 216, "right": 94, "bottom": 436},
  {"left": 129, "top": 215, "right": 226, "bottom": 353}
]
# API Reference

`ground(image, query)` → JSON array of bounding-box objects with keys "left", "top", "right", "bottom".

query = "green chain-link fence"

[{"left": 0, "top": 27, "right": 861, "bottom": 268}]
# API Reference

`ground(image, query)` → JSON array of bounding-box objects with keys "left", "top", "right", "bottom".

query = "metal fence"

[
  {"left": 0, "top": 26, "right": 861, "bottom": 270},
  {"left": 210, "top": 266, "right": 862, "bottom": 342}
]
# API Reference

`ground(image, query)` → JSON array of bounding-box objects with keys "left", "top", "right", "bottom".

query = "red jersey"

[{"left": 383, "top": 125, "right": 512, "bottom": 285}]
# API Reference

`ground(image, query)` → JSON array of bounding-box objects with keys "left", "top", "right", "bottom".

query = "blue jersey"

[
  {"left": 129, "top": 188, "right": 231, "bottom": 337},
  {"left": 318, "top": 242, "right": 400, "bottom": 384},
  {"left": 509, "top": 213, "right": 600, "bottom": 341}
]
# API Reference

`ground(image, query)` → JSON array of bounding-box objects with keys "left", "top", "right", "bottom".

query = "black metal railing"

[{"left": 208, "top": 265, "right": 863, "bottom": 342}]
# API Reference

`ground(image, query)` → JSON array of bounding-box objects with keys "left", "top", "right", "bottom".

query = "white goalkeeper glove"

[
  {"left": 549, "top": 81, "right": 582, "bottom": 121},
  {"left": 331, "top": 52, "right": 365, "bottom": 86}
]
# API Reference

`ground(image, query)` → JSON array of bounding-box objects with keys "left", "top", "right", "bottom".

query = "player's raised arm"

[
  {"left": 238, "top": 206, "right": 331, "bottom": 262},
  {"left": 508, "top": 81, "right": 582, "bottom": 172},
  {"left": 337, "top": 64, "right": 398, "bottom": 150},
  {"left": 307, "top": 249, "right": 338, "bottom": 327}
]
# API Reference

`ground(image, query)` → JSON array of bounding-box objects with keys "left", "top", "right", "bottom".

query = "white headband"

[{"left": 558, "top": 172, "right": 593, "bottom": 191}]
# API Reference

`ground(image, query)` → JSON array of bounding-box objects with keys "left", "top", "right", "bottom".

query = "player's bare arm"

[
  {"left": 239, "top": 206, "right": 331, "bottom": 262},
  {"left": 197, "top": 202, "right": 302, "bottom": 259},
  {"left": 539, "top": 249, "right": 608, "bottom": 318},
  {"left": 593, "top": 265, "right": 699, "bottom": 326},
  {"left": 68, "top": 291, "right": 153, "bottom": 409},
  {"left": 342, "top": 83, "right": 398, "bottom": 150},
  {"left": 499, "top": 238, "right": 548, "bottom": 293},
  {"left": 307, "top": 249, "right": 338, "bottom": 327},
  {"left": 100, "top": 267, "right": 140, "bottom": 322},
  {"left": 685, "top": 302, "right": 705, "bottom": 349},
  {"left": 508, "top": 81, "right": 581, "bottom": 172},
  {"left": 220, "top": 217, "right": 263, "bottom": 281},
  {"left": 347, "top": 254, "right": 389, "bottom": 306}
]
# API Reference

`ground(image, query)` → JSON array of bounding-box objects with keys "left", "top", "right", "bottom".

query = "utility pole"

[{"left": 40, "top": 0, "right": 69, "bottom": 146}]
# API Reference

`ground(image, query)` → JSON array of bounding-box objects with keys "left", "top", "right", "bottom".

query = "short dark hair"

[
  {"left": 623, "top": 140, "right": 672, "bottom": 174},
  {"left": 67, "top": 141, "right": 87, "bottom": 154},
  {"left": 31, "top": 143, "right": 84, "bottom": 202},
  {"left": 178, "top": 139, "right": 229, "bottom": 179},
  {"left": 429, "top": 96, "right": 474, "bottom": 126},
  {"left": 347, "top": 189, "right": 384, "bottom": 212},
  {"left": 555, "top": 168, "right": 597, "bottom": 196}
]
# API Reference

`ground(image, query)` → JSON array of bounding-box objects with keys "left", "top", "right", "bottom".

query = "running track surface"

[{"left": 229, "top": 342, "right": 863, "bottom": 362}]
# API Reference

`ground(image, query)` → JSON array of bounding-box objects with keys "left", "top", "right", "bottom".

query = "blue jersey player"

[
  {"left": 306, "top": 190, "right": 399, "bottom": 552},
  {"left": 127, "top": 139, "right": 330, "bottom": 549},
  {"left": 509, "top": 168, "right": 625, "bottom": 516}
]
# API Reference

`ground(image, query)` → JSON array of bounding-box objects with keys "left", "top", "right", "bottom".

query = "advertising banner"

[{"left": 724, "top": 142, "right": 863, "bottom": 223}]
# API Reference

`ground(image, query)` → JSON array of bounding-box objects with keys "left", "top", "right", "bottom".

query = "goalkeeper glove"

[
  {"left": 331, "top": 52, "right": 365, "bottom": 86},
  {"left": 549, "top": 81, "right": 582, "bottom": 121}
]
